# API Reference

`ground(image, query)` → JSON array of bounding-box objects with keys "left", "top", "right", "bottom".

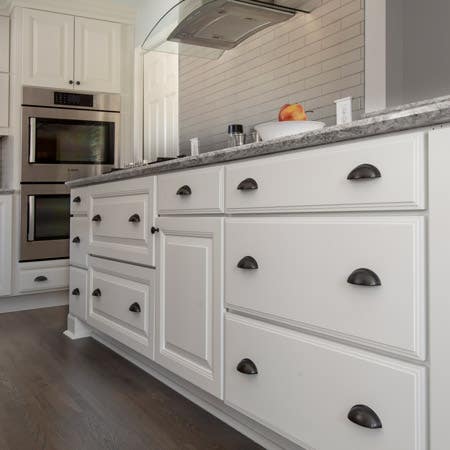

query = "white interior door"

[{"left": 143, "top": 51, "right": 179, "bottom": 161}]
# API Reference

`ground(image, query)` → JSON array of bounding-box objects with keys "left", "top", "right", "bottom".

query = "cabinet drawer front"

[
  {"left": 71, "top": 189, "right": 88, "bottom": 215},
  {"left": 19, "top": 265, "right": 69, "bottom": 293},
  {"left": 226, "top": 132, "right": 426, "bottom": 213},
  {"left": 157, "top": 166, "right": 224, "bottom": 214},
  {"left": 225, "top": 314, "right": 426, "bottom": 450},
  {"left": 87, "top": 257, "right": 154, "bottom": 358},
  {"left": 70, "top": 216, "right": 89, "bottom": 268},
  {"left": 88, "top": 178, "right": 155, "bottom": 266},
  {"left": 226, "top": 217, "right": 425, "bottom": 359},
  {"left": 69, "top": 266, "right": 87, "bottom": 321}
]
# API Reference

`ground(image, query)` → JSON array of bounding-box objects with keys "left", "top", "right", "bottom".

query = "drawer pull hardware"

[
  {"left": 237, "top": 358, "right": 258, "bottom": 375},
  {"left": 34, "top": 276, "right": 48, "bottom": 282},
  {"left": 237, "top": 178, "right": 258, "bottom": 191},
  {"left": 72, "top": 236, "right": 81, "bottom": 244},
  {"left": 72, "top": 288, "right": 80, "bottom": 296},
  {"left": 176, "top": 185, "right": 192, "bottom": 196},
  {"left": 347, "top": 164, "right": 381, "bottom": 180},
  {"left": 92, "top": 288, "right": 102, "bottom": 297},
  {"left": 92, "top": 214, "right": 102, "bottom": 222},
  {"left": 128, "top": 214, "right": 141, "bottom": 223},
  {"left": 151, "top": 226, "right": 160, "bottom": 234},
  {"left": 347, "top": 268, "right": 381, "bottom": 287},
  {"left": 129, "top": 302, "right": 141, "bottom": 313},
  {"left": 72, "top": 196, "right": 81, "bottom": 203},
  {"left": 237, "top": 256, "right": 259, "bottom": 270},
  {"left": 347, "top": 404, "right": 382, "bottom": 429}
]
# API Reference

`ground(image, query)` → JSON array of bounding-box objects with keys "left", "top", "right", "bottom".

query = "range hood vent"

[{"left": 142, "top": 0, "right": 320, "bottom": 60}]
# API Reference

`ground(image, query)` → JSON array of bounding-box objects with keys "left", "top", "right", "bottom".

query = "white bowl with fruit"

[{"left": 255, "top": 104, "right": 325, "bottom": 141}]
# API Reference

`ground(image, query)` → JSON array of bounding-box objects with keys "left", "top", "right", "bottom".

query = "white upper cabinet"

[
  {"left": 22, "top": 9, "right": 121, "bottom": 93},
  {"left": 74, "top": 17, "right": 121, "bottom": 93},
  {"left": 22, "top": 9, "right": 75, "bottom": 89},
  {"left": 0, "top": 16, "right": 10, "bottom": 73}
]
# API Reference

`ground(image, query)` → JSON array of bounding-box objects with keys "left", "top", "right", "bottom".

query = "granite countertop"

[{"left": 68, "top": 96, "right": 450, "bottom": 188}]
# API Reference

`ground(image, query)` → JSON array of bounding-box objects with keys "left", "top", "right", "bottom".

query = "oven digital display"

[{"left": 54, "top": 92, "right": 94, "bottom": 107}]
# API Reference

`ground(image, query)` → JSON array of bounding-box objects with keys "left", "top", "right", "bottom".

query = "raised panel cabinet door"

[
  {"left": 0, "top": 16, "right": 10, "bottom": 73},
  {"left": 74, "top": 17, "right": 121, "bottom": 93},
  {"left": 155, "top": 217, "right": 224, "bottom": 398},
  {"left": 22, "top": 9, "right": 74, "bottom": 89},
  {"left": 0, "top": 195, "right": 12, "bottom": 296}
]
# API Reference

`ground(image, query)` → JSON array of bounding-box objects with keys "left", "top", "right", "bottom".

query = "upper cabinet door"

[
  {"left": 0, "top": 16, "right": 10, "bottom": 73},
  {"left": 22, "top": 9, "right": 74, "bottom": 89},
  {"left": 74, "top": 17, "right": 121, "bottom": 93}
]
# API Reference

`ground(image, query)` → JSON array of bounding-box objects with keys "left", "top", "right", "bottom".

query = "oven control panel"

[{"left": 54, "top": 92, "right": 94, "bottom": 108}]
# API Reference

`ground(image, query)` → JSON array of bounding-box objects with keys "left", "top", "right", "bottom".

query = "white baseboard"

[
  {"left": 92, "top": 331, "right": 303, "bottom": 450},
  {"left": 64, "top": 314, "right": 92, "bottom": 339},
  {"left": 0, "top": 290, "right": 69, "bottom": 313}
]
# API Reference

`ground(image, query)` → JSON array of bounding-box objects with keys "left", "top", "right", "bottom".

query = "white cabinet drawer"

[
  {"left": 88, "top": 178, "right": 155, "bottom": 266},
  {"left": 157, "top": 166, "right": 224, "bottom": 214},
  {"left": 69, "top": 266, "right": 87, "bottom": 321},
  {"left": 226, "top": 216, "right": 425, "bottom": 359},
  {"left": 87, "top": 256, "right": 154, "bottom": 359},
  {"left": 19, "top": 263, "right": 69, "bottom": 293},
  {"left": 225, "top": 314, "right": 426, "bottom": 450},
  {"left": 71, "top": 189, "right": 88, "bottom": 215},
  {"left": 226, "top": 132, "right": 426, "bottom": 213},
  {"left": 70, "top": 216, "right": 88, "bottom": 268}
]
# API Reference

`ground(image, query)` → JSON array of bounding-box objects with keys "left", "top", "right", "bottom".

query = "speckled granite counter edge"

[{"left": 68, "top": 98, "right": 450, "bottom": 188}]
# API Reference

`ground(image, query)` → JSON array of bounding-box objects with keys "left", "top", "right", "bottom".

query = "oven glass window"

[
  {"left": 33, "top": 118, "right": 115, "bottom": 164},
  {"left": 31, "top": 195, "right": 70, "bottom": 241}
]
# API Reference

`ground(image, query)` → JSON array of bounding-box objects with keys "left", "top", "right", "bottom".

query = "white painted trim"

[
  {"left": 92, "top": 331, "right": 303, "bottom": 450},
  {"left": 64, "top": 313, "right": 92, "bottom": 339},
  {"left": 364, "top": 0, "right": 387, "bottom": 113}
]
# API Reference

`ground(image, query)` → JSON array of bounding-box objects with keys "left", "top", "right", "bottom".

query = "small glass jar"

[{"left": 227, "top": 124, "right": 245, "bottom": 147}]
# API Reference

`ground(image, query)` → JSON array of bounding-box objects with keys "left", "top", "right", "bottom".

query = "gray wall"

[
  {"left": 179, "top": 0, "right": 365, "bottom": 154},
  {"left": 387, "top": 0, "right": 450, "bottom": 106}
]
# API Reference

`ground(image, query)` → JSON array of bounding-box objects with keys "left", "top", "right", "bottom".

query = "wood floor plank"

[{"left": 0, "top": 306, "right": 262, "bottom": 450}]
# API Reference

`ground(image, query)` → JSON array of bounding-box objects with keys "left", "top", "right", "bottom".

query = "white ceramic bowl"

[{"left": 254, "top": 120, "right": 325, "bottom": 141}]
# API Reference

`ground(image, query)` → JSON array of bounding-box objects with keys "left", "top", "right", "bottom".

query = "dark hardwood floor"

[{"left": 0, "top": 306, "right": 262, "bottom": 450}]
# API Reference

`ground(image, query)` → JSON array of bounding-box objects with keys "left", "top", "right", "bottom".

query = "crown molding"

[{"left": 1, "top": 0, "right": 136, "bottom": 23}]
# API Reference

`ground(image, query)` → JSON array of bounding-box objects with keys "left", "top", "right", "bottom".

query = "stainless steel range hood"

[{"left": 142, "top": 0, "right": 320, "bottom": 59}]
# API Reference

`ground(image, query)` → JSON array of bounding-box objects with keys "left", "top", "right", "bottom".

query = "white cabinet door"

[
  {"left": 74, "top": 17, "right": 121, "bottom": 93},
  {"left": 155, "top": 217, "right": 224, "bottom": 398},
  {"left": 0, "top": 16, "right": 9, "bottom": 73},
  {"left": 0, "top": 195, "right": 12, "bottom": 296},
  {"left": 22, "top": 9, "right": 74, "bottom": 89},
  {"left": 0, "top": 73, "right": 8, "bottom": 128}
]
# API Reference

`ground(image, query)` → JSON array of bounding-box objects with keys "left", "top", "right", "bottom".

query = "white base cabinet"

[
  {"left": 225, "top": 313, "right": 426, "bottom": 450},
  {"left": 155, "top": 216, "right": 224, "bottom": 398},
  {"left": 87, "top": 256, "right": 155, "bottom": 359},
  {"left": 67, "top": 128, "right": 450, "bottom": 449},
  {"left": 0, "top": 195, "right": 12, "bottom": 296}
]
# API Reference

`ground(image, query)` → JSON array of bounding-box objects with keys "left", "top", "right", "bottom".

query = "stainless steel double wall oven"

[{"left": 20, "top": 87, "right": 120, "bottom": 262}]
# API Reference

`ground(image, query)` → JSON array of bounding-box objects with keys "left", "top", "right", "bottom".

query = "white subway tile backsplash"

[{"left": 179, "top": 0, "right": 364, "bottom": 153}]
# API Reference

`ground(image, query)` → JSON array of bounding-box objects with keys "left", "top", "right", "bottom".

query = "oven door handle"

[
  {"left": 27, "top": 195, "right": 35, "bottom": 241},
  {"left": 29, "top": 117, "right": 36, "bottom": 163}
]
